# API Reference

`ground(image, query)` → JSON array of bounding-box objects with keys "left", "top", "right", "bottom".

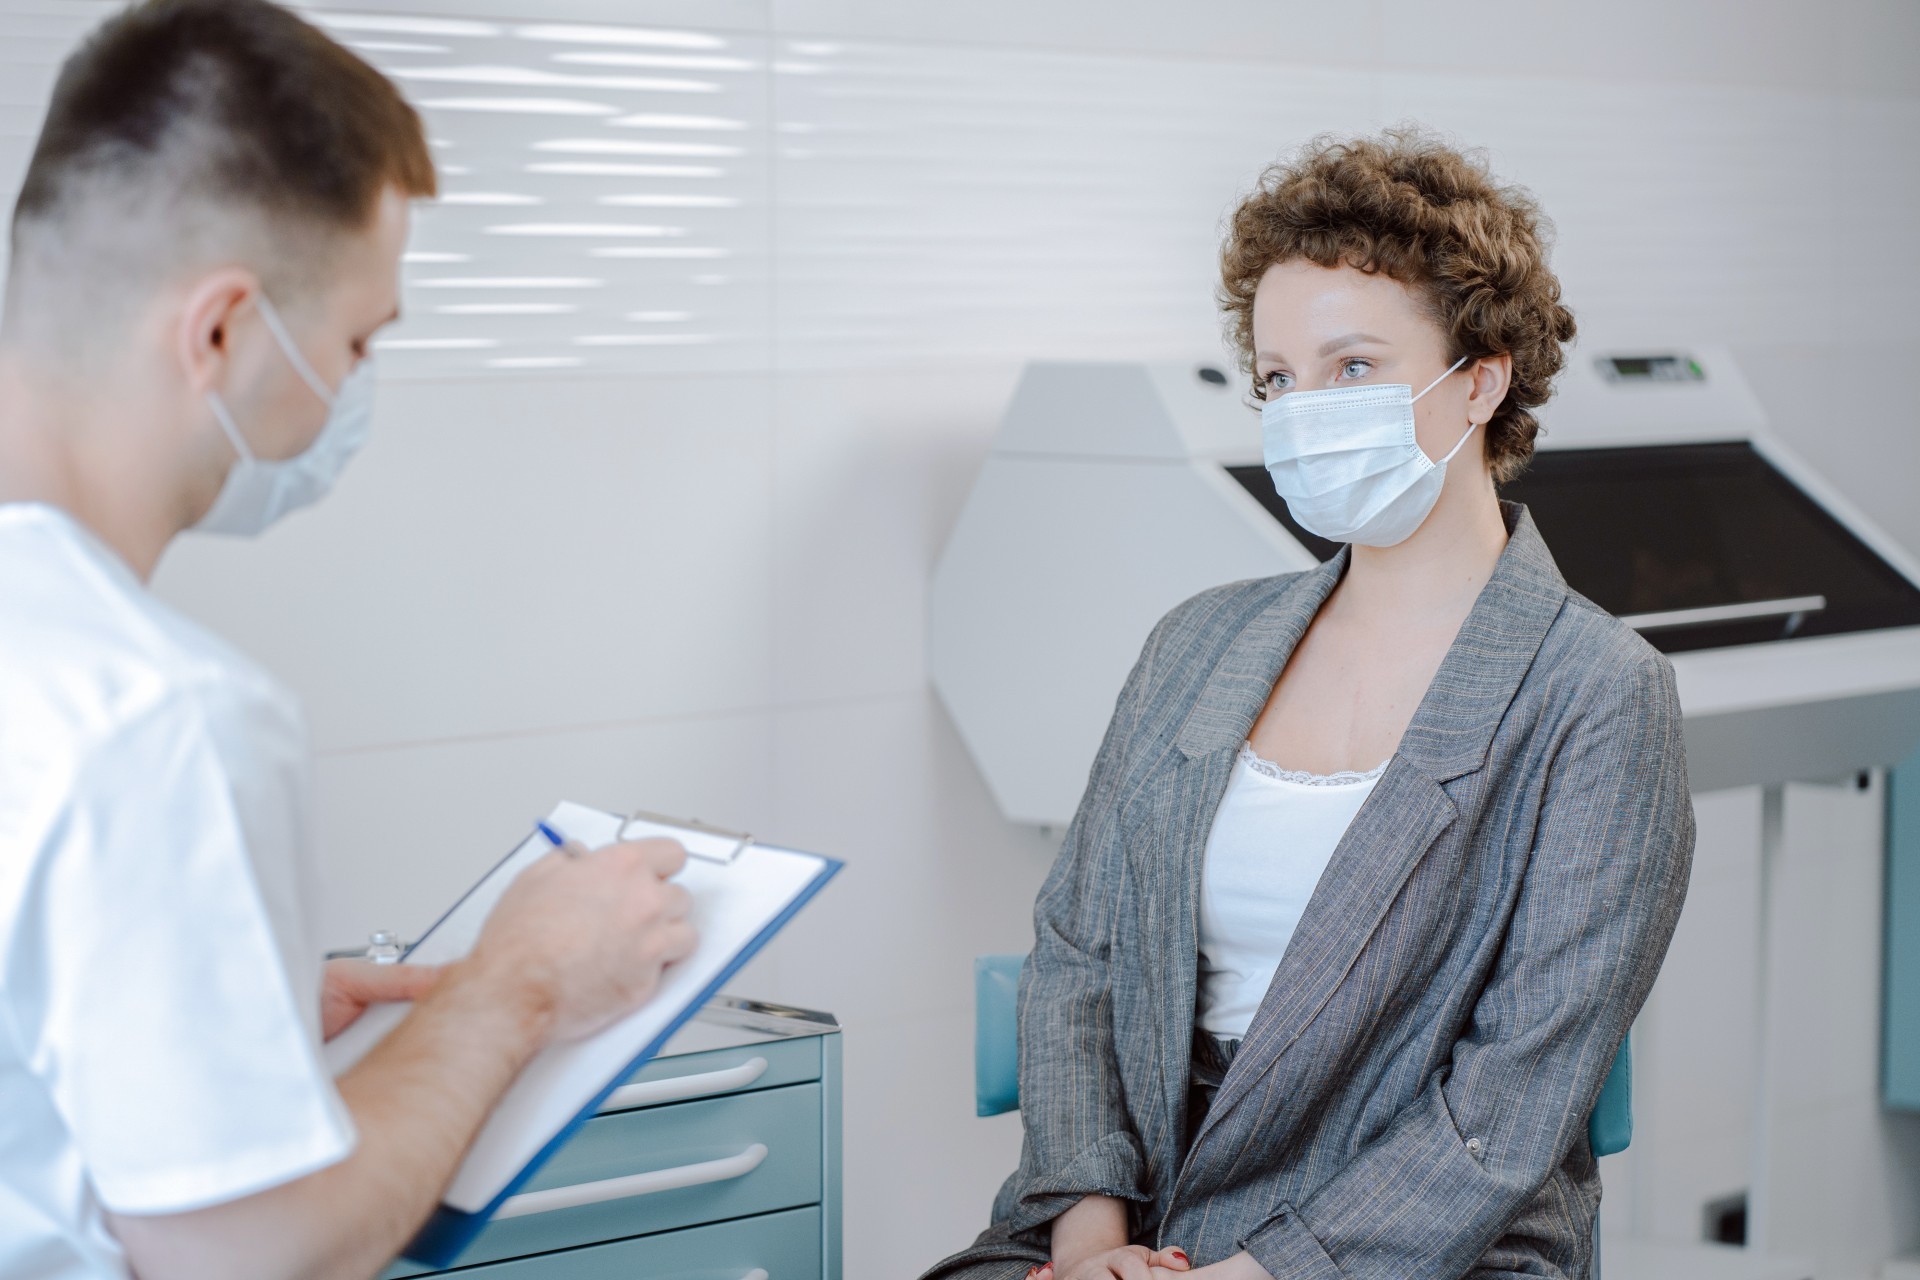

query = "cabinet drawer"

[
  {"left": 611, "top": 1033, "right": 820, "bottom": 1106},
  {"left": 385, "top": 1083, "right": 822, "bottom": 1275},
  {"left": 445, "top": 1206, "right": 822, "bottom": 1280}
]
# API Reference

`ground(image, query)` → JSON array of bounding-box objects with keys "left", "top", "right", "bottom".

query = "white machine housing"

[{"left": 930, "top": 345, "right": 1920, "bottom": 826}]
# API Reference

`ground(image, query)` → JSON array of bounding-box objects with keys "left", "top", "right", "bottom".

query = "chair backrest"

[
  {"left": 974, "top": 953, "right": 1632, "bottom": 1157},
  {"left": 974, "top": 954, "right": 1024, "bottom": 1116}
]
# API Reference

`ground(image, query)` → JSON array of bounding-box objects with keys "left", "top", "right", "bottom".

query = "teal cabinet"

[
  {"left": 1890, "top": 750, "right": 1920, "bottom": 1110},
  {"left": 384, "top": 998, "right": 841, "bottom": 1278},
  {"left": 447, "top": 1206, "right": 824, "bottom": 1280}
]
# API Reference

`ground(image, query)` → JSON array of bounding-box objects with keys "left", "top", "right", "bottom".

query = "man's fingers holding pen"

[
  {"left": 546, "top": 836, "right": 685, "bottom": 882},
  {"left": 470, "top": 834, "right": 701, "bottom": 1043},
  {"left": 601, "top": 835, "right": 688, "bottom": 879},
  {"left": 656, "top": 916, "right": 698, "bottom": 965}
]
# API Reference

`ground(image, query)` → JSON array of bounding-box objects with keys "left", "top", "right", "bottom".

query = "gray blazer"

[{"left": 923, "top": 503, "right": 1694, "bottom": 1280}]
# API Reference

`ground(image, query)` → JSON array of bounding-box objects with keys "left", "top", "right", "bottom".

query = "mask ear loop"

[
  {"left": 1414, "top": 355, "right": 1478, "bottom": 464},
  {"left": 255, "top": 293, "right": 338, "bottom": 408},
  {"left": 1437, "top": 420, "right": 1480, "bottom": 464},
  {"left": 1411, "top": 354, "right": 1471, "bottom": 402},
  {"left": 205, "top": 391, "right": 254, "bottom": 463}
]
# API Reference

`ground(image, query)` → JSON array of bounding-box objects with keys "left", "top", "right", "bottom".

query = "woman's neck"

[{"left": 1337, "top": 480, "right": 1510, "bottom": 624}]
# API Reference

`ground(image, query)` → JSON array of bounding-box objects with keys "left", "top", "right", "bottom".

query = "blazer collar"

[{"left": 1173, "top": 501, "right": 1569, "bottom": 783}]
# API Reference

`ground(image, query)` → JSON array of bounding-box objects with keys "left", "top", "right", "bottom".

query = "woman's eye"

[
  {"left": 1262, "top": 369, "right": 1292, "bottom": 392},
  {"left": 1339, "top": 358, "right": 1371, "bottom": 380}
]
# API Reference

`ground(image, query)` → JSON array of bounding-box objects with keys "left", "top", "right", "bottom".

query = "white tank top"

[{"left": 1196, "top": 742, "right": 1387, "bottom": 1038}]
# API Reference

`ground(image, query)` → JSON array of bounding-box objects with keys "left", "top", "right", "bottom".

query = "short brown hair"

[
  {"left": 1220, "top": 129, "right": 1575, "bottom": 482},
  {"left": 11, "top": 0, "right": 434, "bottom": 293}
]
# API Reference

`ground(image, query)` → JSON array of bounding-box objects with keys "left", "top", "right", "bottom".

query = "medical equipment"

[{"left": 931, "top": 345, "right": 1920, "bottom": 825}]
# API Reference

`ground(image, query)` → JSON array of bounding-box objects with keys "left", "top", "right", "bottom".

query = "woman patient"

[{"left": 922, "top": 129, "right": 1695, "bottom": 1280}]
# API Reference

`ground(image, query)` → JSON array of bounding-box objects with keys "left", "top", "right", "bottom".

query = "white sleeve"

[{"left": 16, "top": 677, "right": 356, "bottom": 1215}]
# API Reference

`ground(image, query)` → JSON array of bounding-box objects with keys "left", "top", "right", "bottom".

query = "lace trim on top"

[{"left": 1237, "top": 741, "right": 1389, "bottom": 787}]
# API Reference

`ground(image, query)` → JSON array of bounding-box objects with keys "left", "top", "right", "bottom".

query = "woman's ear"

[{"left": 1466, "top": 353, "right": 1513, "bottom": 426}]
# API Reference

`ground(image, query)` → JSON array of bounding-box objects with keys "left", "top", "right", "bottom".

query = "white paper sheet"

[{"left": 321, "top": 801, "right": 832, "bottom": 1214}]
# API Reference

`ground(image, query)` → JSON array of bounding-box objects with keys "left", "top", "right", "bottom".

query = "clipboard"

[{"left": 321, "top": 801, "right": 842, "bottom": 1267}]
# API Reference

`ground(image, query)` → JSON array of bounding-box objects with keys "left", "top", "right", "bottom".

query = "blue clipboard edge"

[{"left": 397, "top": 840, "right": 843, "bottom": 1268}]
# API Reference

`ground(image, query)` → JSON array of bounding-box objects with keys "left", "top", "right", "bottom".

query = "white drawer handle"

[
  {"left": 597, "top": 1056, "right": 770, "bottom": 1113},
  {"left": 494, "top": 1143, "right": 769, "bottom": 1220}
]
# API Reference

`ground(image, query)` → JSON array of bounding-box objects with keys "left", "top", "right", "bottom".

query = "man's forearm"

[
  {"left": 314, "top": 957, "right": 553, "bottom": 1275},
  {"left": 113, "top": 957, "right": 551, "bottom": 1280}
]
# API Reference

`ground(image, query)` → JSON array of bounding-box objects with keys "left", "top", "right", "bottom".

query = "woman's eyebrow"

[{"left": 1316, "top": 331, "right": 1389, "bottom": 357}]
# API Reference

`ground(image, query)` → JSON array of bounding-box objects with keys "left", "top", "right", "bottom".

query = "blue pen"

[{"left": 535, "top": 821, "right": 581, "bottom": 857}]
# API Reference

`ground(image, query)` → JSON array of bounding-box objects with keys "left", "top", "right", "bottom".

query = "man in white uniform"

[{"left": 0, "top": 2, "right": 699, "bottom": 1276}]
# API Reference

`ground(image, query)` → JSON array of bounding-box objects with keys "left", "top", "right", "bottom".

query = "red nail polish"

[{"left": 1171, "top": 1251, "right": 1189, "bottom": 1264}]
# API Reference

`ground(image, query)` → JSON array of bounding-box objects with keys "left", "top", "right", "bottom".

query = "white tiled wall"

[{"left": 6, "top": 0, "right": 1920, "bottom": 1275}]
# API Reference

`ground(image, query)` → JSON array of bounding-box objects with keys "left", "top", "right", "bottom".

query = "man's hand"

[
  {"left": 320, "top": 959, "right": 441, "bottom": 1041},
  {"left": 111, "top": 835, "right": 702, "bottom": 1280},
  {"left": 462, "top": 836, "right": 699, "bottom": 1043}
]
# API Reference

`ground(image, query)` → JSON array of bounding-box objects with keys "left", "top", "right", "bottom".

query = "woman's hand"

[
  {"left": 1156, "top": 1253, "right": 1272, "bottom": 1280},
  {"left": 1044, "top": 1193, "right": 1191, "bottom": 1280},
  {"left": 320, "top": 958, "right": 442, "bottom": 1041},
  {"left": 1029, "top": 1245, "right": 1191, "bottom": 1280},
  {"left": 1031, "top": 1249, "right": 1269, "bottom": 1280}
]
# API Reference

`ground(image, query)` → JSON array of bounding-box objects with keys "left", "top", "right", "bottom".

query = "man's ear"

[{"left": 175, "top": 267, "right": 261, "bottom": 397}]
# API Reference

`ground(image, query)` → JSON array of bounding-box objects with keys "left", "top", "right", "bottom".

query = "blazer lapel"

[
  {"left": 1171, "top": 552, "right": 1348, "bottom": 763},
  {"left": 1182, "top": 503, "right": 1573, "bottom": 1154},
  {"left": 1146, "top": 553, "right": 1350, "bottom": 1157},
  {"left": 1140, "top": 745, "right": 1230, "bottom": 1168}
]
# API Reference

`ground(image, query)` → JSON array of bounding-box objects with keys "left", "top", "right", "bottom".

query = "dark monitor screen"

[{"left": 1223, "top": 441, "right": 1920, "bottom": 654}]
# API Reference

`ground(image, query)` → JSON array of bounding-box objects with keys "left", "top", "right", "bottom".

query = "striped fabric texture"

[{"left": 921, "top": 503, "right": 1695, "bottom": 1280}]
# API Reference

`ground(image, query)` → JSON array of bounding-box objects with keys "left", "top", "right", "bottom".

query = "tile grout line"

[
  {"left": 765, "top": 12, "right": 787, "bottom": 842},
  {"left": 311, "top": 685, "right": 933, "bottom": 760}
]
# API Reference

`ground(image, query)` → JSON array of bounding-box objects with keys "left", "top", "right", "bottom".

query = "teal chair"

[{"left": 973, "top": 954, "right": 1629, "bottom": 1269}]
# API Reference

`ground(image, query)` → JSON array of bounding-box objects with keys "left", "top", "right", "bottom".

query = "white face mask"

[
  {"left": 1260, "top": 354, "right": 1474, "bottom": 548},
  {"left": 195, "top": 293, "right": 374, "bottom": 537}
]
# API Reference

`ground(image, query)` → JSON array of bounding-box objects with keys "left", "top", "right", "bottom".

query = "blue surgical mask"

[
  {"left": 196, "top": 293, "right": 373, "bottom": 537},
  {"left": 1260, "top": 355, "right": 1473, "bottom": 548}
]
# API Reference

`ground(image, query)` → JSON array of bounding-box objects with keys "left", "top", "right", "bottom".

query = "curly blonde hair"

[{"left": 1220, "top": 128, "right": 1575, "bottom": 482}]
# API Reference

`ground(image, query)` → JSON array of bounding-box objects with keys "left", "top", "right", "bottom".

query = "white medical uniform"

[{"left": 0, "top": 503, "right": 355, "bottom": 1278}]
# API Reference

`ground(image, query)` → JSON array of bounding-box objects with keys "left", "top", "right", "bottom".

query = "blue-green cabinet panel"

[
  {"left": 1889, "top": 747, "right": 1920, "bottom": 1111},
  {"left": 447, "top": 1206, "right": 824, "bottom": 1280},
  {"left": 821, "top": 1032, "right": 843, "bottom": 1280},
  {"left": 386, "top": 1082, "right": 823, "bottom": 1273}
]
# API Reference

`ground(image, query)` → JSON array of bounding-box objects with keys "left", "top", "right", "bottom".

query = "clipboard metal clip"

[{"left": 617, "top": 809, "right": 754, "bottom": 866}]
